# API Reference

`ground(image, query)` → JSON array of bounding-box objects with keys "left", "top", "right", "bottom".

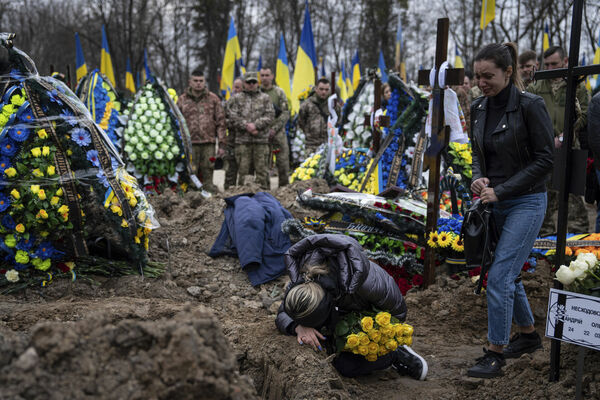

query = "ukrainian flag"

[
  {"left": 480, "top": 0, "right": 495, "bottom": 30},
  {"left": 220, "top": 16, "right": 243, "bottom": 99},
  {"left": 320, "top": 57, "right": 326, "bottom": 79},
  {"left": 344, "top": 61, "right": 354, "bottom": 98},
  {"left": 100, "top": 25, "right": 116, "bottom": 87},
  {"left": 338, "top": 63, "right": 348, "bottom": 102},
  {"left": 378, "top": 51, "right": 388, "bottom": 83},
  {"left": 257, "top": 54, "right": 262, "bottom": 83},
  {"left": 143, "top": 49, "right": 153, "bottom": 83},
  {"left": 351, "top": 51, "right": 361, "bottom": 91},
  {"left": 125, "top": 58, "right": 135, "bottom": 94},
  {"left": 74, "top": 32, "right": 88, "bottom": 83},
  {"left": 594, "top": 29, "right": 600, "bottom": 89},
  {"left": 454, "top": 47, "right": 464, "bottom": 69},
  {"left": 276, "top": 34, "right": 292, "bottom": 108},
  {"left": 543, "top": 23, "right": 550, "bottom": 52},
  {"left": 291, "top": 2, "right": 317, "bottom": 114}
]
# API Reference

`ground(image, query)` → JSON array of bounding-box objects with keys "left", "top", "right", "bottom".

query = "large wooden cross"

[
  {"left": 416, "top": 18, "right": 464, "bottom": 287},
  {"left": 532, "top": 0, "right": 600, "bottom": 383}
]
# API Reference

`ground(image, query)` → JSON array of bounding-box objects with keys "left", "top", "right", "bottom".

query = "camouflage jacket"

[
  {"left": 261, "top": 85, "right": 290, "bottom": 135},
  {"left": 297, "top": 94, "right": 330, "bottom": 148},
  {"left": 527, "top": 79, "right": 589, "bottom": 139},
  {"left": 227, "top": 89, "right": 275, "bottom": 145},
  {"left": 177, "top": 87, "right": 226, "bottom": 145}
]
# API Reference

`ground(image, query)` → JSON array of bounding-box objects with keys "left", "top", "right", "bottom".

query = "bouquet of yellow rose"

[{"left": 334, "top": 310, "right": 414, "bottom": 362}]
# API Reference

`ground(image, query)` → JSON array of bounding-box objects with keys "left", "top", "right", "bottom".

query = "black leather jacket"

[{"left": 471, "top": 84, "right": 554, "bottom": 201}]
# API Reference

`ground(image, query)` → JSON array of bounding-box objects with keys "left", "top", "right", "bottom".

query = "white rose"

[
  {"left": 124, "top": 145, "right": 133, "bottom": 154},
  {"left": 141, "top": 135, "right": 150, "bottom": 144},
  {"left": 129, "top": 136, "right": 139, "bottom": 145},
  {"left": 139, "top": 116, "right": 148, "bottom": 124},
  {"left": 570, "top": 259, "right": 589, "bottom": 275},
  {"left": 148, "top": 143, "right": 157, "bottom": 151},
  {"left": 5, "top": 269, "right": 19, "bottom": 282},
  {"left": 158, "top": 103, "right": 165, "bottom": 111},
  {"left": 555, "top": 265, "right": 576, "bottom": 285},
  {"left": 150, "top": 103, "right": 158, "bottom": 111},
  {"left": 155, "top": 151, "right": 164, "bottom": 160},
  {"left": 576, "top": 252, "right": 597, "bottom": 270},
  {"left": 134, "top": 122, "right": 142, "bottom": 130},
  {"left": 166, "top": 151, "right": 174, "bottom": 160},
  {"left": 155, "top": 135, "right": 164, "bottom": 144},
  {"left": 129, "top": 153, "right": 137, "bottom": 161},
  {"left": 160, "top": 144, "right": 169, "bottom": 152},
  {"left": 139, "top": 96, "right": 147, "bottom": 104},
  {"left": 155, "top": 123, "right": 164, "bottom": 131},
  {"left": 149, "top": 129, "right": 158, "bottom": 138},
  {"left": 136, "top": 142, "right": 145, "bottom": 152},
  {"left": 144, "top": 110, "right": 153, "bottom": 117}
]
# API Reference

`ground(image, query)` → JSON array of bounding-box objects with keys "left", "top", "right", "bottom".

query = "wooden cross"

[
  {"left": 416, "top": 18, "right": 464, "bottom": 287},
  {"left": 532, "top": 0, "right": 600, "bottom": 384}
]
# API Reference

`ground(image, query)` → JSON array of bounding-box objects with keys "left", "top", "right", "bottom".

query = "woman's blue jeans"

[{"left": 486, "top": 192, "right": 547, "bottom": 345}]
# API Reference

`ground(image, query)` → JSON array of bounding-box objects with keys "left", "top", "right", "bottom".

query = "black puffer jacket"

[
  {"left": 588, "top": 92, "right": 600, "bottom": 169},
  {"left": 275, "top": 234, "right": 407, "bottom": 335},
  {"left": 471, "top": 84, "right": 554, "bottom": 201}
]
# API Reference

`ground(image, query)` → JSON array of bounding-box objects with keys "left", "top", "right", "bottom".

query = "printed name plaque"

[{"left": 545, "top": 288, "right": 600, "bottom": 351}]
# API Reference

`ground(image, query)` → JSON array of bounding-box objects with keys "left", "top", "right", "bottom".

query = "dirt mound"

[{"left": 0, "top": 305, "right": 257, "bottom": 400}]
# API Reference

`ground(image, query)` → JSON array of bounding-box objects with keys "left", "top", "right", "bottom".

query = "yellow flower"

[
  {"left": 144, "top": 236, "right": 149, "bottom": 250},
  {"left": 37, "top": 189, "right": 47, "bottom": 200},
  {"left": 15, "top": 223, "right": 25, "bottom": 233},
  {"left": 361, "top": 316, "right": 374, "bottom": 332},
  {"left": 36, "top": 209, "right": 49, "bottom": 219},
  {"left": 10, "top": 189, "right": 20, "bottom": 199},
  {"left": 365, "top": 353, "right": 378, "bottom": 362},
  {"left": 393, "top": 324, "right": 403, "bottom": 336},
  {"left": 134, "top": 236, "right": 141, "bottom": 244},
  {"left": 438, "top": 232, "right": 451, "bottom": 248},
  {"left": 30, "top": 185, "right": 40, "bottom": 194},
  {"left": 345, "top": 334, "right": 360, "bottom": 349},
  {"left": 37, "top": 129, "right": 48, "bottom": 139},
  {"left": 367, "top": 342, "right": 379, "bottom": 354},
  {"left": 403, "top": 337, "right": 413, "bottom": 346},
  {"left": 380, "top": 325, "right": 394, "bottom": 337},
  {"left": 50, "top": 196, "right": 59, "bottom": 206},
  {"left": 67, "top": 149, "right": 73, "bottom": 156},
  {"left": 57, "top": 205, "right": 69, "bottom": 214},
  {"left": 384, "top": 339, "right": 398, "bottom": 351},
  {"left": 56, "top": 188, "right": 63, "bottom": 196},
  {"left": 65, "top": 261, "right": 75, "bottom": 270},
  {"left": 42, "top": 146, "right": 50, "bottom": 156},
  {"left": 451, "top": 235, "right": 464, "bottom": 252},
  {"left": 32, "top": 168, "right": 44, "bottom": 178},
  {"left": 110, "top": 205, "right": 123, "bottom": 216},
  {"left": 47, "top": 165, "right": 55, "bottom": 176},
  {"left": 357, "top": 345, "right": 369, "bottom": 356},
  {"left": 367, "top": 329, "right": 381, "bottom": 343},
  {"left": 375, "top": 312, "right": 391, "bottom": 327},
  {"left": 121, "top": 219, "right": 129, "bottom": 228},
  {"left": 4, "top": 167, "right": 16, "bottom": 178},
  {"left": 427, "top": 231, "right": 439, "bottom": 248},
  {"left": 30, "top": 147, "right": 41, "bottom": 157},
  {"left": 358, "top": 332, "right": 370, "bottom": 346},
  {"left": 40, "top": 231, "right": 49, "bottom": 237},
  {"left": 402, "top": 324, "right": 414, "bottom": 337},
  {"left": 137, "top": 210, "right": 146, "bottom": 223}
]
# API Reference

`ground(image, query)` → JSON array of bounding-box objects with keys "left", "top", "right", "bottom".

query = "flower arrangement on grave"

[
  {"left": 340, "top": 81, "right": 374, "bottom": 149},
  {"left": 122, "top": 81, "right": 194, "bottom": 193},
  {"left": 555, "top": 251, "right": 600, "bottom": 296},
  {"left": 0, "top": 39, "right": 158, "bottom": 290},
  {"left": 75, "top": 69, "right": 124, "bottom": 152},
  {"left": 289, "top": 147, "right": 325, "bottom": 183},
  {"left": 426, "top": 215, "right": 465, "bottom": 261},
  {"left": 332, "top": 149, "right": 370, "bottom": 190},
  {"left": 446, "top": 141, "right": 472, "bottom": 183},
  {"left": 334, "top": 310, "right": 414, "bottom": 362},
  {"left": 289, "top": 128, "right": 307, "bottom": 166}
]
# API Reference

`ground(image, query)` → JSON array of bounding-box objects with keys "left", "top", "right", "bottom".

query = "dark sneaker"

[
  {"left": 467, "top": 349, "right": 506, "bottom": 378},
  {"left": 392, "top": 345, "right": 428, "bottom": 380},
  {"left": 503, "top": 331, "right": 542, "bottom": 359}
]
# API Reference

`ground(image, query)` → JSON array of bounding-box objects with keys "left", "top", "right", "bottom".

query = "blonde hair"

[{"left": 284, "top": 263, "right": 329, "bottom": 319}]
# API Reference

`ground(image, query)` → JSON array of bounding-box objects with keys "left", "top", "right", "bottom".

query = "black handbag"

[{"left": 460, "top": 198, "right": 499, "bottom": 294}]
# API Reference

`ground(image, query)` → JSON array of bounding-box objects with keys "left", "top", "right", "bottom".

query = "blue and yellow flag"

[
  {"left": 378, "top": 51, "right": 388, "bottom": 83},
  {"left": 594, "top": 29, "right": 600, "bottom": 89},
  {"left": 74, "top": 32, "right": 88, "bottom": 83},
  {"left": 100, "top": 25, "right": 116, "bottom": 87},
  {"left": 454, "top": 47, "right": 464, "bottom": 69},
  {"left": 320, "top": 57, "right": 326, "bottom": 79},
  {"left": 143, "top": 49, "right": 154, "bottom": 83},
  {"left": 344, "top": 60, "right": 354, "bottom": 97},
  {"left": 220, "top": 16, "right": 243, "bottom": 99},
  {"left": 291, "top": 1, "right": 317, "bottom": 114},
  {"left": 276, "top": 34, "right": 292, "bottom": 109},
  {"left": 395, "top": 14, "right": 402, "bottom": 68},
  {"left": 125, "top": 58, "right": 135, "bottom": 94},
  {"left": 543, "top": 23, "right": 550, "bottom": 52},
  {"left": 480, "top": 0, "right": 495, "bottom": 30},
  {"left": 257, "top": 54, "right": 263, "bottom": 83},
  {"left": 351, "top": 51, "right": 361, "bottom": 91},
  {"left": 337, "top": 65, "right": 348, "bottom": 102}
]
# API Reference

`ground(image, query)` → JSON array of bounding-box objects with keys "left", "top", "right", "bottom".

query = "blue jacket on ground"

[{"left": 209, "top": 192, "right": 292, "bottom": 286}]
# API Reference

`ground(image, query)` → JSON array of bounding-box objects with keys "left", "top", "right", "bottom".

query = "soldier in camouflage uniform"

[
  {"left": 528, "top": 46, "right": 591, "bottom": 235},
  {"left": 227, "top": 71, "right": 275, "bottom": 189},
  {"left": 224, "top": 78, "right": 244, "bottom": 189},
  {"left": 260, "top": 67, "right": 290, "bottom": 187},
  {"left": 297, "top": 78, "right": 334, "bottom": 157},
  {"left": 177, "top": 69, "right": 225, "bottom": 193}
]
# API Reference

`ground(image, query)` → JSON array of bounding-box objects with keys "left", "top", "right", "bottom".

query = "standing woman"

[{"left": 468, "top": 42, "right": 554, "bottom": 378}]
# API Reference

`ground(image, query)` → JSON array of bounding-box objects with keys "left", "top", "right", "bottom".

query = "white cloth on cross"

[
  {"left": 425, "top": 88, "right": 469, "bottom": 144},
  {"left": 327, "top": 94, "right": 344, "bottom": 174}
]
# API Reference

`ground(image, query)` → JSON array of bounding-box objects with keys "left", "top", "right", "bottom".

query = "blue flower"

[
  {"left": 96, "top": 170, "right": 110, "bottom": 187},
  {"left": 0, "top": 138, "right": 19, "bottom": 157},
  {"left": 0, "top": 193, "right": 10, "bottom": 212},
  {"left": 8, "top": 126, "right": 30, "bottom": 142},
  {"left": 60, "top": 109, "right": 78, "bottom": 127},
  {"left": 16, "top": 236, "right": 35, "bottom": 251},
  {"left": 2, "top": 214, "right": 16, "bottom": 230},
  {"left": 17, "top": 104, "right": 34, "bottom": 124},
  {"left": 33, "top": 241, "right": 56, "bottom": 259},
  {"left": 86, "top": 150, "right": 100, "bottom": 167},
  {"left": 47, "top": 89, "right": 63, "bottom": 105},
  {"left": 71, "top": 128, "right": 91, "bottom": 147},
  {"left": 0, "top": 157, "right": 12, "bottom": 174}
]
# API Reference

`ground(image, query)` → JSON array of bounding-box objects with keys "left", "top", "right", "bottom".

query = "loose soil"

[{"left": 1, "top": 178, "right": 599, "bottom": 400}]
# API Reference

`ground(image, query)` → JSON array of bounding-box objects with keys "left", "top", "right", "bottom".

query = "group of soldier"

[{"left": 177, "top": 67, "right": 332, "bottom": 193}]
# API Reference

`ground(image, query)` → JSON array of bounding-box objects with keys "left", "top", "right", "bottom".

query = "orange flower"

[{"left": 565, "top": 247, "right": 573, "bottom": 256}]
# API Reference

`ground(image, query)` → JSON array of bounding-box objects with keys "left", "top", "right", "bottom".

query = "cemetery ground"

[{"left": 0, "top": 176, "right": 599, "bottom": 400}]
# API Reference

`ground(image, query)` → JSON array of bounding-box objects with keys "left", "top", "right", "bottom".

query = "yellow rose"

[
  {"left": 358, "top": 333, "right": 370, "bottom": 346},
  {"left": 402, "top": 324, "right": 414, "bottom": 337},
  {"left": 50, "top": 196, "right": 59, "bottom": 206},
  {"left": 30, "top": 147, "right": 41, "bottom": 157},
  {"left": 42, "top": 146, "right": 50, "bottom": 156},
  {"left": 10, "top": 189, "right": 20, "bottom": 199},
  {"left": 4, "top": 167, "right": 16, "bottom": 178},
  {"left": 367, "top": 342, "right": 379, "bottom": 354},
  {"left": 56, "top": 188, "right": 63, "bottom": 196},
  {"left": 15, "top": 223, "right": 25, "bottom": 233},
  {"left": 357, "top": 345, "right": 369, "bottom": 356},
  {"left": 67, "top": 149, "right": 72, "bottom": 156},
  {"left": 121, "top": 219, "right": 129, "bottom": 228},
  {"left": 57, "top": 205, "right": 69, "bottom": 214},
  {"left": 36, "top": 209, "right": 49, "bottom": 219},
  {"left": 37, "top": 189, "right": 47, "bottom": 200},
  {"left": 393, "top": 324, "right": 403, "bottom": 336},
  {"left": 30, "top": 185, "right": 40, "bottom": 194},
  {"left": 367, "top": 329, "right": 381, "bottom": 343},
  {"left": 37, "top": 129, "right": 48, "bottom": 139},
  {"left": 47, "top": 165, "right": 55, "bottom": 176},
  {"left": 385, "top": 339, "right": 398, "bottom": 351},
  {"left": 32, "top": 168, "right": 44, "bottom": 177},
  {"left": 365, "top": 353, "right": 378, "bottom": 362},
  {"left": 361, "top": 316, "right": 374, "bottom": 332},
  {"left": 375, "top": 312, "right": 392, "bottom": 327},
  {"left": 345, "top": 334, "right": 360, "bottom": 349},
  {"left": 380, "top": 325, "right": 394, "bottom": 337}
]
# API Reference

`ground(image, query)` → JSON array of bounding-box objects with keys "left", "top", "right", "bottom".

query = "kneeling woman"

[{"left": 275, "top": 234, "right": 427, "bottom": 380}]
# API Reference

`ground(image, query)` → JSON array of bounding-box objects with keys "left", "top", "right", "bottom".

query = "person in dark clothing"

[
  {"left": 275, "top": 234, "right": 427, "bottom": 380},
  {"left": 587, "top": 91, "right": 600, "bottom": 231},
  {"left": 468, "top": 42, "right": 554, "bottom": 379}
]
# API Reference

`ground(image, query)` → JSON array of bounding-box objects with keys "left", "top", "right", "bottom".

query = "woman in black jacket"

[
  {"left": 468, "top": 42, "right": 554, "bottom": 378},
  {"left": 275, "top": 234, "right": 427, "bottom": 380}
]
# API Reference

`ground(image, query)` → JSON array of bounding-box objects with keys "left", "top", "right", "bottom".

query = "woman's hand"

[
  {"left": 471, "top": 177, "right": 490, "bottom": 196},
  {"left": 295, "top": 324, "right": 325, "bottom": 351},
  {"left": 480, "top": 187, "right": 499, "bottom": 204}
]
